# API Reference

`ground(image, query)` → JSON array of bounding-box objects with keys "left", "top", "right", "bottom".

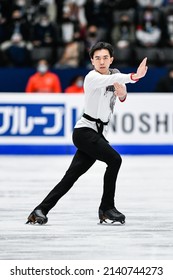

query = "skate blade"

[
  {"left": 98, "top": 218, "right": 125, "bottom": 226},
  {"left": 98, "top": 222, "right": 125, "bottom": 226},
  {"left": 26, "top": 219, "right": 46, "bottom": 225}
]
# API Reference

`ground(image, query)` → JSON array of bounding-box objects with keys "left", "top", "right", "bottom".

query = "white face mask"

[
  {"left": 76, "top": 80, "right": 83, "bottom": 87},
  {"left": 40, "top": 20, "right": 49, "bottom": 27},
  {"left": 16, "top": 0, "right": 25, "bottom": 6},
  {"left": 37, "top": 65, "right": 48, "bottom": 74}
]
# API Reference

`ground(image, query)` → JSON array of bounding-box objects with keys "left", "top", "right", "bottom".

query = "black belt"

[{"left": 83, "top": 113, "right": 109, "bottom": 135}]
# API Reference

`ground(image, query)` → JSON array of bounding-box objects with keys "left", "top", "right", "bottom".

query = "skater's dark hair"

[{"left": 89, "top": 42, "right": 114, "bottom": 58}]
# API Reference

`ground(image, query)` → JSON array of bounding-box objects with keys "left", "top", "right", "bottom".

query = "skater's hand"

[
  {"left": 114, "top": 82, "right": 127, "bottom": 101},
  {"left": 131, "top": 57, "right": 148, "bottom": 80}
]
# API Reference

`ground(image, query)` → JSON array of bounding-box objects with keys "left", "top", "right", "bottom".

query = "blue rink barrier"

[{"left": 1, "top": 144, "right": 173, "bottom": 155}]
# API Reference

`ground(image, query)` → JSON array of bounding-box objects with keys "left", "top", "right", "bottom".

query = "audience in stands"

[{"left": 0, "top": 0, "right": 173, "bottom": 68}]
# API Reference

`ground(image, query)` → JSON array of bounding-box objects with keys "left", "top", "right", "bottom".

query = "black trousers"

[{"left": 35, "top": 127, "right": 122, "bottom": 215}]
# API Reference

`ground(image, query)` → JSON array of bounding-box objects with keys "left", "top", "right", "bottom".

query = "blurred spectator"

[
  {"left": 84, "top": 0, "right": 111, "bottom": 39},
  {"left": 134, "top": 4, "right": 166, "bottom": 66},
  {"left": 57, "top": 2, "right": 82, "bottom": 44},
  {"left": 53, "top": 1, "right": 87, "bottom": 68},
  {"left": 162, "top": 7, "right": 173, "bottom": 66},
  {"left": 13, "top": 0, "right": 27, "bottom": 18},
  {"left": 0, "top": 33, "right": 32, "bottom": 66},
  {"left": 7, "top": 8, "right": 31, "bottom": 41},
  {"left": 31, "top": 13, "right": 57, "bottom": 48},
  {"left": 84, "top": 0, "right": 108, "bottom": 27},
  {"left": 0, "top": 8, "right": 32, "bottom": 66},
  {"left": 41, "top": 0, "right": 57, "bottom": 22},
  {"left": 29, "top": 11, "right": 58, "bottom": 65},
  {"left": 135, "top": 8, "right": 162, "bottom": 47},
  {"left": 135, "top": 4, "right": 164, "bottom": 26},
  {"left": 85, "top": 24, "right": 105, "bottom": 47},
  {"left": 110, "top": 13, "right": 135, "bottom": 66},
  {"left": 24, "top": 0, "right": 57, "bottom": 25},
  {"left": 111, "top": 13, "right": 136, "bottom": 46},
  {"left": 64, "top": 75, "right": 84, "bottom": 93},
  {"left": 0, "top": 2, "right": 10, "bottom": 65},
  {"left": 55, "top": 40, "right": 84, "bottom": 68},
  {"left": 75, "top": 0, "right": 87, "bottom": 28},
  {"left": 164, "top": 7, "right": 173, "bottom": 47},
  {"left": 155, "top": 67, "right": 173, "bottom": 92},
  {"left": 61, "top": 0, "right": 87, "bottom": 28},
  {"left": 83, "top": 24, "right": 106, "bottom": 67},
  {"left": 25, "top": 58, "right": 62, "bottom": 93},
  {"left": 0, "top": 8, "right": 8, "bottom": 44}
]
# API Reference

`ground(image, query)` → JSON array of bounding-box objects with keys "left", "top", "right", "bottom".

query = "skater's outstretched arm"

[
  {"left": 113, "top": 58, "right": 148, "bottom": 101},
  {"left": 85, "top": 57, "right": 148, "bottom": 90},
  {"left": 131, "top": 57, "right": 148, "bottom": 81}
]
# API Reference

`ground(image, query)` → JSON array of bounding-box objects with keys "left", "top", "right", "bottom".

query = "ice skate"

[
  {"left": 99, "top": 207, "right": 125, "bottom": 224},
  {"left": 26, "top": 209, "right": 48, "bottom": 225}
]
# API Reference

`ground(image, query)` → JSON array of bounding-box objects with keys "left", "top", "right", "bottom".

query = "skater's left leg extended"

[{"left": 26, "top": 149, "right": 95, "bottom": 224}]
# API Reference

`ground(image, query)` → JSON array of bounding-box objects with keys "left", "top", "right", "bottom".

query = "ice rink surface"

[{"left": 0, "top": 155, "right": 173, "bottom": 260}]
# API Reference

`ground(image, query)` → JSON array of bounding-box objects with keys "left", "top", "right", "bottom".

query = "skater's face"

[{"left": 91, "top": 49, "right": 114, "bottom": 75}]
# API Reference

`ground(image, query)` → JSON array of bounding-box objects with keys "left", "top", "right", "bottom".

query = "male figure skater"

[{"left": 26, "top": 41, "right": 148, "bottom": 225}]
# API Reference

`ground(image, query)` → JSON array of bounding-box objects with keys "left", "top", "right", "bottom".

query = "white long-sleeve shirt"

[{"left": 75, "top": 68, "right": 136, "bottom": 136}]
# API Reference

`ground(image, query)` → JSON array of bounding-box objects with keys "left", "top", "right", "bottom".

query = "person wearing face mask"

[
  {"left": 64, "top": 75, "right": 84, "bottom": 93},
  {"left": 135, "top": 7, "right": 163, "bottom": 49},
  {"left": 13, "top": 0, "right": 27, "bottom": 17},
  {"left": 25, "top": 58, "right": 62, "bottom": 93},
  {"left": 4, "top": 8, "right": 31, "bottom": 42},
  {"left": 31, "top": 13, "right": 57, "bottom": 48},
  {"left": 84, "top": 24, "right": 106, "bottom": 67},
  {"left": 0, "top": 8, "right": 32, "bottom": 66}
]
